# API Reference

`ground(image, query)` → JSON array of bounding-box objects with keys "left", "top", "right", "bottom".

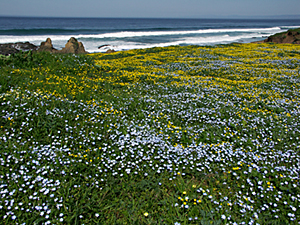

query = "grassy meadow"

[{"left": 0, "top": 43, "right": 300, "bottom": 224}]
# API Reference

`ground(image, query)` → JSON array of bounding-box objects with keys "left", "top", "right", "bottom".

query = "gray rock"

[{"left": 0, "top": 42, "right": 38, "bottom": 56}]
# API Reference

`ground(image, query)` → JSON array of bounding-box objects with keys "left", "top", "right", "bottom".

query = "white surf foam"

[
  {"left": 72, "top": 27, "right": 283, "bottom": 39},
  {"left": 0, "top": 26, "right": 282, "bottom": 43},
  {"left": 85, "top": 31, "right": 280, "bottom": 53}
]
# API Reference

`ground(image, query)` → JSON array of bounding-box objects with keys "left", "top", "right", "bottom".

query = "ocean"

[{"left": 0, "top": 17, "right": 300, "bottom": 53}]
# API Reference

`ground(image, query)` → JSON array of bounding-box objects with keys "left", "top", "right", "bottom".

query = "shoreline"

[
  {"left": 0, "top": 39, "right": 279, "bottom": 56},
  {"left": 1, "top": 27, "right": 299, "bottom": 56}
]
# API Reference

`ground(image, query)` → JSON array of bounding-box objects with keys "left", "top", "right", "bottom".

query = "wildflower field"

[{"left": 0, "top": 43, "right": 300, "bottom": 224}]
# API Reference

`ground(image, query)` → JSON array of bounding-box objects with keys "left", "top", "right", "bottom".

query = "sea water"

[{"left": 0, "top": 17, "right": 300, "bottom": 53}]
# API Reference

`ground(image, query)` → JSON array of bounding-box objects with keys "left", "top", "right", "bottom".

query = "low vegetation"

[{"left": 0, "top": 43, "right": 300, "bottom": 224}]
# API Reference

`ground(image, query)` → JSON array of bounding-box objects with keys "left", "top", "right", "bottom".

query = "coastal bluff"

[{"left": 255, "top": 28, "right": 300, "bottom": 44}]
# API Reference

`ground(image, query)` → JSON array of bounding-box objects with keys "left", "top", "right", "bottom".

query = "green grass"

[
  {"left": 269, "top": 27, "right": 300, "bottom": 38},
  {"left": 0, "top": 43, "right": 300, "bottom": 224}
]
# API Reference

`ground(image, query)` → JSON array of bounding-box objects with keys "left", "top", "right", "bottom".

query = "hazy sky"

[{"left": 1, "top": 0, "right": 300, "bottom": 18}]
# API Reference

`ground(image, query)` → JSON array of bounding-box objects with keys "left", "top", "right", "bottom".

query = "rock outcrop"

[
  {"left": 38, "top": 38, "right": 58, "bottom": 53},
  {"left": 263, "top": 28, "right": 300, "bottom": 44},
  {"left": 0, "top": 38, "right": 88, "bottom": 56},
  {"left": 106, "top": 49, "right": 116, "bottom": 53},
  {"left": 0, "top": 44, "right": 19, "bottom": 56},
  {"left": 60, "top": 37, "right": 87, "bottom": 54},
  {"left": 0, "top": 42, "right": 38, "bottom": 56}
]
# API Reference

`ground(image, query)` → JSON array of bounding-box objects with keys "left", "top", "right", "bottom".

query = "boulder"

[
  {"left": 59, "top": 37, "right": 87, "bottom": 54},
  {"left": 38, "top": 38, "right": 58, "bottom": 53}
]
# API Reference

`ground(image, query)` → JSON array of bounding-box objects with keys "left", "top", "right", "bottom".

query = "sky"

[{"left": 1, "top": 0, "right": 300, "bottom": 18}]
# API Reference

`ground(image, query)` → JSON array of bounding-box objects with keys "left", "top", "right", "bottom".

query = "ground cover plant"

[{"left": 0, "top": 43, "right": 300, "bottom": 224}]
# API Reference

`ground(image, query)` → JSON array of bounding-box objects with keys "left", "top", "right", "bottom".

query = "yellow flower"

[
  {"left": 192, "top": 185, "right": 196, "bottom": 188},
  {"left": 232, "top": 167, "right": 240, "bottom": 170},
  {"left": 183, "top": 191, "right": 187, "bottom": 195},
  {"left": 144, "top": 212, "right": 149, "bottom": 217}
]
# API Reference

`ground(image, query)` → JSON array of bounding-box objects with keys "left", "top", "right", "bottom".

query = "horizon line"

[{"left": 1, "top": 15, "right": 300, "bottom": 20}]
